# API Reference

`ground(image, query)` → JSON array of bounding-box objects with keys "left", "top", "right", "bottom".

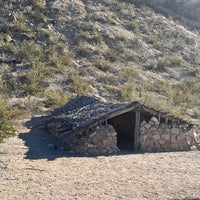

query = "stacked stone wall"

[
  {"left": 140, "top": 117, "right": 199, "bottom": 152},
  {"left": 64, "top": 125, "right": 119, "bottom": 155}
]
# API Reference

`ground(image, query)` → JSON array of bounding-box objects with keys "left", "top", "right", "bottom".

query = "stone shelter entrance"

[{"left": 108, "top": 111, "right": 135, "bottom": 151}]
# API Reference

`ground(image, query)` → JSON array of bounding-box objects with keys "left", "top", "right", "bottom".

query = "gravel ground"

[{"left": 0, "top": 119, "right": 200, "bottom": 200}]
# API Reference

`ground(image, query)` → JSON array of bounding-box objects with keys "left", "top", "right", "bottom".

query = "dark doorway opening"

[{"left": 108, "top": 111, "right": 136, "bottom": 151}]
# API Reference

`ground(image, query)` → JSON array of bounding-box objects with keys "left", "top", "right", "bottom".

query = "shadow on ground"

[
  {"left": 19, "top": 115, "right": 141, "bottom": 161},
  {"left": 19, "top": 115, "right": 76, "bottom": 161}
]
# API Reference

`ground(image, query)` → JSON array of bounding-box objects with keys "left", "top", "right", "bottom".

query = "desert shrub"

[
  {"left": 170, "top": 80, "right": 200, "bottom": 107},
  {"left": 122, "top": 66, "right": 138, "bottom": 81},
  {"left": 105, "top": 85, "right": 118, "bottom": 95},
  {"left": 129, "top": 19, "right": 140, "bottom": 31},
  {"left": 68, "top": 72, "right": 91, "bottom": 95},
  {"left": 44, "top": 90, "right": 70, "bottom": 107},
  {"left": 192, "top": 111, "right": 200, "bottom": 119},
  {"left": 140, "top": 93, "right": 172, "bottom": 114},
  {"left": 170, "top": 56, "right": 189, "bottom": 67},
  {"left": 139, "top": 21, "right": 149, "bottom": 34},
  {"left": 95, "top": 58, "right": 113, "bottom": 72},
  {"left": 47, "top": 42, "right": 71, "bottom": 57},
  {"left": 31, "top": 59, "right": 52, "bottom": 78},
  {"left": 0, "top": 99, "right": 17, "bottom": 142},
  {"left": 21, "top": 60, "right": 50, "bottom": 95},
  {"left": 194, "top": 67, "right": 200, "bottom": 77},
  {"left": 152, "top": 56, "right": 190, "bottom": 71},
  {"left": 35, "top": 28, "right": 56, "bottom": 43},
  {"left": 13, "top": 14, "right": 29, "bottom": 32},
  {"left": 0, "top": 73, "right": 18, "bottom": 93},
  {"left": 1, "top": 40, "right": 16, "bottom": 55},
  {"left": 30, "top": 0, "right": 45, "bottom": 9},
  {"left": 16, "top": 41, "right": 44, "bottom": 62},
  {"left": 119, "top": 81, "right": 137, "bottom": 102},
  {"left": 145, "top": 80, "right": 171, "bottom": 96},
  {"left": 132, "top": 36, "right": 143, "bottom": 49},
  {"left": 148, "top": 36, "right": 165, "bottom": 51},
  {"left": 50, "top": 53, "right": 73, "bottom": 73},
  {"left": 173, "top": 38, "right": 186, "bottom": 51},
  {"left": 98, "top": 74, "right": 118, "bottom": 85},
  {"left": 159, "top": 81, "right": 198, "bottom": 111},
  {"left": 32, "top": 10, "right": 48, "bottom": 23},
  {"left": 80, "top": 28, "right": 102, "bottom": 44},
  {"left": 105, "top": 49, "right": 120, "bottom": 62},
  {"left": 21, "top": 81, "right": 42, "bottom": 96},
  {"left": 152, "top": 56, "right": 171, "bottom": 70}
]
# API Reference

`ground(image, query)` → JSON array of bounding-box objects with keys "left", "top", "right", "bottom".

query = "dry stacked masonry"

[{"left": 47, "top": 95, "right": 200, "bottom": 154}]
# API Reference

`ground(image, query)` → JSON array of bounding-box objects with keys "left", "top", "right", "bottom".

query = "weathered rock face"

[
  {"left": 140, "top": 117, "right": 199, "bottom": 152},
  {"left": 63, "top": 125, "right": 119, "bottom": 155}
]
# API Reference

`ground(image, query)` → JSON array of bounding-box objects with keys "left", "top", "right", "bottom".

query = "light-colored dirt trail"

[{"left": 0, "top": 118, "right": 200, "bottom": 200}]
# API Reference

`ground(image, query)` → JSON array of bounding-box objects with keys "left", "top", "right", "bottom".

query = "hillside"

[
  {"left": 0, "top": 0, "right": 200, "bottom": 137},
  {"left": 140, "top": 0, "right": 200, "bottom": 30}
]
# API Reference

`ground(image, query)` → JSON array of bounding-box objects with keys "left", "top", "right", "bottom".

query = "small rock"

[
  {"left": 158, "top": 139, "right": 166, "bottom": 146},
  {"left": 47, "top": 144, "right": 54, "bottom": 148},
  {"left": 87, "top": 143, "right": 94, "bottom": 148},
  {"left": 150, "top": 117, "right": 159, "bottom": 125},
  {"left": 148, "top": 120, "right": 155, "bottom": 125},
  {"left": 144, "top": 124, "right": 151, "bottom": 129},
  {"left": 141, "top": 120, "right": 147, "bottom": 126},
  {"left": 171, "top": 128, "right": 180, "bottom": 134},
  {"left": 190, "top": 145, "right": 197, "bottom": 151}
]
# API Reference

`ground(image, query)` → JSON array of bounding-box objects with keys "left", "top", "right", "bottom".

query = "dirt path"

[{"left": 0, "top": 117, "right": 200, "bottom": 200}]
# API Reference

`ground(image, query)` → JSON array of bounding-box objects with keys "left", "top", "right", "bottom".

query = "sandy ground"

[{"left": 0, "top": 117, "right": 200, "bottom": 200}]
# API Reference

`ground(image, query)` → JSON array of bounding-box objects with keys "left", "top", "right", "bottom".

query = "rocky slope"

[
  {"left": 0, "top": 0, "right": 199, "bottom": 125},
  {"left": 142, "top": 0, "right": 200, "bottom": 30}
]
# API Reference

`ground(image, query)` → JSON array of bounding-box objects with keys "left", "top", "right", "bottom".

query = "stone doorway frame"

[{"left": 107, "top": 109, "right": 141, "bottom": 152}]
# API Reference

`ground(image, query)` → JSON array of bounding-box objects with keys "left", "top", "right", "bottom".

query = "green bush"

[
  {"left": 13, "top": 14, "right": 29, "bottom": 32},
  {"left": 44, "top": 90, "right": 70, "bottom": 107},
  {"left": 168, "top": 80, "right": 200, "bottom": 107},
  {"left": 129, "top": 19, "right": 140, "bottom": 31},
  {"left": 50, "top": 53, "right": 73, "bottom": 73},
  {"left": 16, "top": 41, "right": 44, "bottom": 62},
  {"left": 0, "top": 100, "right": 17, "bottom": 142},
  {"left": 95, "top": 58, "right": 113, "bottom": 72},
  {"left": 68, "top": 72, "right": 91, "bottom": 95},
  {"left": 152, "top": 56, "right": 190, "bottom": 71},
  {"left": 21, "top": 59, "right": 51, "bottom": 96},
  {"left": 122, "top": 66, "right": 138, "bottom": 81},
  {"left": 30, "top": 0, "right": 45, "bottom": 9},
  {"left": 119, "top": 81, "right": 137, "bottom": 102},
  {"left": 147, "top": 35, "right": 165, "bottom": 50}
]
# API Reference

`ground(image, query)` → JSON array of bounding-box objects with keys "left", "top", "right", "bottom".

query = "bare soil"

[{"left": 0, "top": 117, "right": 200, "bottom": 200}]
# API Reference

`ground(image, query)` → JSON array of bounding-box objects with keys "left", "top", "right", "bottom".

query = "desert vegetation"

[{"left": 0, "top": 0, "right": 200, "bottom": 140}]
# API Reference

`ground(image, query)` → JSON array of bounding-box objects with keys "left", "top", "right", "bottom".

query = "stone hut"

[{"left": 47, "top": 95, "right": 199, "bottom": 154}]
